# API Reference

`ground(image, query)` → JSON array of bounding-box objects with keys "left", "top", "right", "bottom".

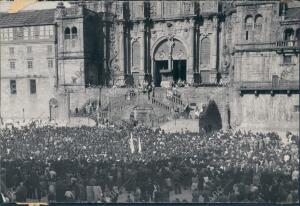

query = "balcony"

[
  {"left": 239, "top": 80, "right": 299, "bottom": 95},
  {"left": 234, "top": 40, "right": 300, "bottom": 53}
]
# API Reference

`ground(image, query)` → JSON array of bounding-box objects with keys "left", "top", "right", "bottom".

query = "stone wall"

[
  {"left": 68, "top": 87, "right": 129, "bottom": 112},
  {"left": 235, "top": 52, "right": 299, "bottom": 82},
  {"left": 233, "top": 93, "right": 299, "bottom": 133}
]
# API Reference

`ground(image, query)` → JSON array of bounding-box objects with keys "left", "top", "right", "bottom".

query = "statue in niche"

[{"left": 221, "top": 46, "right": 231, "bottom": 73}]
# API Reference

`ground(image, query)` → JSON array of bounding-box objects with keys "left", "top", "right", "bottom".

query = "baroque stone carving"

[
  {"left": 151, "top": 31, "right": 158, "bottom": 41},
  {"left": 150, "top": 2, "right": 157, "bottom": 17},
  {"left": 183, "top": 2, "right": 192, "bottom": 15},
  {"left": 112, "top": 63, "right": 120, "bottom": 72},
  {"left": 109, "top": 21, "right": 119, "bottom": 71},
  {"left": 221, "top": 46, "right": 231, "bottom": 73}
]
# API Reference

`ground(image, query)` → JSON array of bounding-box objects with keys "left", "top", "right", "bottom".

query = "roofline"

[{"left": 0, "top": 23, "right": 56, "bottom": 29}]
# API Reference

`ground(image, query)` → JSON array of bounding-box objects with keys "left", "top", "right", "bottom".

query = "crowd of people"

[{"left": 0, "top": 124, "right": 298, "bottom": 203}]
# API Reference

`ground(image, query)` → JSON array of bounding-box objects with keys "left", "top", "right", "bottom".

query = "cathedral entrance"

[
  {"left": 152, "top": 38, "right": 187, "bottom": 87},
  {"left": 173, "top": 60, "right": 186, "bottom": 82}
]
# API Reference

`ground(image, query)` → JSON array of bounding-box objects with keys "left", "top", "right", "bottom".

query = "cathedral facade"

[{"left": 0, "top": 1, "right": 299, "bottom": 133}]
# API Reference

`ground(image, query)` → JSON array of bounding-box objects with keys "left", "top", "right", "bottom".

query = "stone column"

[
  {"left": 187, "top": 19, "right": 195, "bottom": 84},
  {"left": 212, "top": 17, "right": 218, "bottom": 71},
  {"left": 140, "top": 22, "right": 145, "bottom": 76},
  {"left": 118, "top": 23, "right": 125, "bottom": 79}
]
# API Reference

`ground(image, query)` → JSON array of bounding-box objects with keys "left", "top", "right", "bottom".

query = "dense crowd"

[{"left": 0, "top": 124, "right": 299, "bottom": 203}]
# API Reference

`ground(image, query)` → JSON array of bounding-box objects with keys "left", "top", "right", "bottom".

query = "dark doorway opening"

[
  {"left": 154, "top": 60, "right": 168, "bottom": 87},
  {"left": 173, "top": 60, "right": 186, "bottom": 82}
]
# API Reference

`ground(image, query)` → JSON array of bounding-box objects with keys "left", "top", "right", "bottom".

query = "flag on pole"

[
  {"left": 138, "top": 136, "right": 142, "bottom": 154},
  {"left": 129, "top": 133, "right": 135, "bottom": 154}
]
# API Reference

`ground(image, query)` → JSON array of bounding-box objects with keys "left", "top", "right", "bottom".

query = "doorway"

[
  {"left": 173, "top": 60, "right": 186, "bottom": 82},
  {"left": 154, "top": 60, "right": 168, "bottom": 87}
]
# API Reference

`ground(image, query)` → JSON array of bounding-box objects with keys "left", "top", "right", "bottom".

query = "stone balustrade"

[
  {"left": 235, "top": 40, "right": 300, "bottom": 52},
  {"left": 239, "top": 80, "right": 299, "bottom": 91}
]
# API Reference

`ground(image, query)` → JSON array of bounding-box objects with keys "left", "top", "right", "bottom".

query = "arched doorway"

[
  {"left": 153, "top": 38, "right": 187, "bottom": 87},
  {"left": 199, "top": 100, "right": 222, "bottom": 134}
]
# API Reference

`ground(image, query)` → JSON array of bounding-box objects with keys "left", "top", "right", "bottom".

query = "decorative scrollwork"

[
  {"left": 150, "top": 2, "right": 157, "bottom": 17},
  {"left": 151, "top": 31, "right": 157, "bottom": 41},
  {"left": 112, "top": 64, "right": 120, "bottom": 72}
]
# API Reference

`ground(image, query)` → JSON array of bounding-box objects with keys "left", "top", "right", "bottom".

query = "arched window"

[
  {"left": 284, "top": 28, "right": 294, "bottom": 41},
  {"left": 200, "top": 37, "right": 210, "bottom": 65},
  {"left": 132, "top": 41, "right": 141, "bottom": 68},
  {"left": 64, "top": 27, "right": 70, "bottom": 39},
  {"left": 245, "top": 15, "right": 254, "bottom": 29},
  {"left": 255, "top": 14, "right": 263, "bottom": 30},
  {"left": 71, "top": 27, "right": 78, "bottom": 39}
]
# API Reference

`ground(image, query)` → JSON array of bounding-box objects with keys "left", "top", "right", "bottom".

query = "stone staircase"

[{"left": 73, "top": 88, "right": 191, "bottom": 128}]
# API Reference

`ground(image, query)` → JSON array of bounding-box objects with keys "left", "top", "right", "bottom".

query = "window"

[
  {"left": 64, "top": 27, "right": 70, "bottom": 39},
  {"left": 246, "top": 31, "right": 249, "bottom": 40},
  {"left": 255, "top": 14, "right": 263, "bottom": 30},
  {"left": 0, "top": 29, "right": 3, "bottom": 41},
  {"left": 27, "top": 60, "right": 33, "bottom": 69},
  {"left": 283, "top": 55, "right": 292, "bottom": 64},
  {"left": 284, "top": 28, "right": 294, "bottom": 41},
  {"left": 29, "top": 27, "right": 34, "bottom": 39},
  {"left": 10, "top": 61, "right": 15, "bottom": 70},
  {"left": 200, "top": 37, "right": 210, "bottom": 65},
  {"left": 13, "top": 28, "right": 18, "bottom": 40},
  {"left": 8, "top": 28, "right": 13, "bottom": 41},
  {"left": 9, "top": 47, "right": 14, "bottom": 55},
  {"left": 71, "top": 27, "right": 78, "bottom": 39},
  {"left": 33, "top": 26, "right": 39, "bottom": 39},
  {"left": 294, "top": 105, "right": 300, "bottom": 112},
  {"left": 17, "top": 27, "right": 24, "bottom": 39},
  {"left": 24, "top": 27, "right": 29, "bottom": 40},
  {"left": 245, "top": 15, "right": 254, "bottom": 29},
  {"left": 47, "top": 45, "right": 52, "bottom": 53},
  {"left": 39, "top": 26, "right": 45, "bottom": 39},
  {"left": 48, "top": 59, "right": 53, "bottom": 68},
  {"left": 30, "top": 79, "right": 36, "bottom": 94},
  {"left": 27, "top": 46, "right": 32, "bottom": 54},
  {"left": 10, "top": 80, "right": 16, "bottom": 95},
  {"left": 49, "top": 26, "right": 54, "bottom": 37}
]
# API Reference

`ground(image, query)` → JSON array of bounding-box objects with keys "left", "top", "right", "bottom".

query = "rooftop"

[{"left": 0, "top": 9, "right": 56, "bottom": 28}]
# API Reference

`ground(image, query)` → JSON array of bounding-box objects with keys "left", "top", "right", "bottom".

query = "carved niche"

[
  {"left": 132, "top": 40, "right": 141, "bottom": 68},
  {"left": 221, "top": 46, "right": 231, "bottom": 73},
  {"left": 109, "top": 20, "right": 120, "bottom": 72}
]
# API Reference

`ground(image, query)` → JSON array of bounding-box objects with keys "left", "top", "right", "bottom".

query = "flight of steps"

[{"left": 74, "top": 88, "right": 190, "bottom": 128}]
